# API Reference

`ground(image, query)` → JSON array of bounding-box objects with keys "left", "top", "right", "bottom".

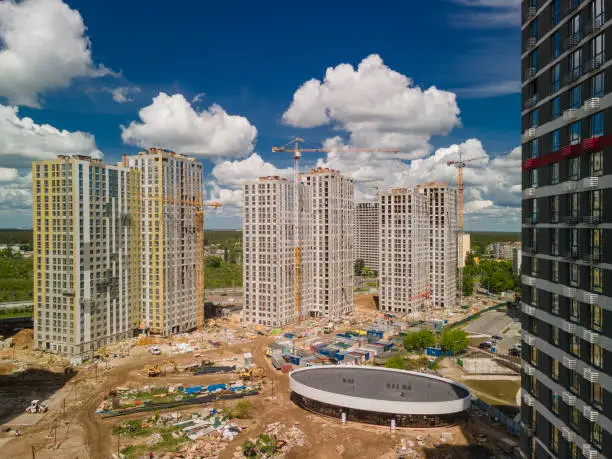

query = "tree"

[
  {"left": 231, "top": 399, "right": 252, "bottom": 419},
  {"left": 205, "top": 256, "right": 223, "bottom": 269},
  {"left": 384, "top": 355, "right": 405, "bottom": 369},
  {"left": 354, "top": 259, "right": 365, "bottom": 276},
  {"left": 440, "top": 329, "right": 468, "bottom": 353},
  {"left": 403, "top": 330, "right": 436, "bottom": 352},
  {"left": 463, "top": 275, "right": 475, "bottom": 297}
]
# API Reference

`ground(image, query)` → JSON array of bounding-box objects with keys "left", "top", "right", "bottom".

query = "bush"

[
  {"left": 231, "top": 399, "right": 252, "bottom": 419},
  {"left": 440, "top": 329, "right": 468, "bottom": 353},
  {"left": 384, "top": 355, "right": 405, "bottom": 369},
  {"left": 403, "top": 330, "right": 436, "bottom": 352},
  {"left": 205, "top": 256, "right": 223, "bottom": 269}
]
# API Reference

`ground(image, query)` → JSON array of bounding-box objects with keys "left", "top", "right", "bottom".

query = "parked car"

[
  {"left": 478, "top": 341, "right": 492, "bottom": 349},
  {"left": 149, "top": 346, "right": 161, "bottom": 355},
  {"left": 509, "top": 348, "right": 520, "bottom": 357},
  {"left": 492, "top": 335, "right": 503, "bottom": 341}
]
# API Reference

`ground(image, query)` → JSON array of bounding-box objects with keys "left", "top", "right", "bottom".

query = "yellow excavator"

[
  {"left": 146, "top": 365, "right": 161, "bottom": 377},
  {"left": 239, "top": 367, "right": 265, "bottom": 381}
]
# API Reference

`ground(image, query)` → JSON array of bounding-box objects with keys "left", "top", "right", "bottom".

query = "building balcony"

[
  {"left": 581, "top": 176, "right": 600, "bottom": 188},
  {"left": 563, "top": 108, "right": 578, "bottom": 122},
  {"left": 561, "top": 391, "right": 577, "bottom": 405},
  {"left": 525, "top": 6, "right": 537, "bottom": 21},
  {"left": 522, "top": 304, "right": 536, "bottom": 316},
  {"left": 561, "top": 214, "right": 579, "bottom": 224},
  {"left": 583, "top": 53, "right": 605, "bottom": 74},
  {"left": 585, "top": 14, "right": 605, "bottom": 35},
  {"left": 522, "top": 128, "right": 537, "bottom": 141},
  {"left": 583, "top": 250, "right": 602, "bottom": 264},
  {"left": 524, "top": 67, "right": 537, "bottom": 81},
  {"left": 583, "top": 367, "right": 600, "bottom": 383},
  {"left": 563, "top": 248, "right": 580, "bottom": 259},
  {"left": 562, "top": 322, "right": 577, "bottom": 335},
  {"left": 561, "top": 426, "right": 575, "bottom": 442},
  {"left": 582, "top": 443, "right": 599, "bottom": 459},
  {"left": 524, "top": 94, "right": 538, "bottom": 109},
  {"left": 582, "top": 329, "right": 599, "bottom": 344},
  {"left": 583, "top": 213, "right": 602, "bottom": 224},
  {"left": 525, "top": 37, "right": 537, "bottom": 52},
  {"left": 563, "top": 32, "right": 581, "bottom": 51}
]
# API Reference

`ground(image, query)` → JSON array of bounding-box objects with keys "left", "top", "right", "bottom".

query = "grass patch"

[
  {"left": 0, "top": 307, "right": 33, "bottom": 318},
  {"left": 204, "top": 261, "right": 242, "bottom": 289}
]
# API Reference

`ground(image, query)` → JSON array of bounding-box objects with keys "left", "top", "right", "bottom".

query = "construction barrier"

[{"left": 471, "top": 397, "right": 521, "bottom": 436}]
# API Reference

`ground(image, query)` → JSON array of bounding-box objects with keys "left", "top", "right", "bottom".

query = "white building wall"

[
  {"left": 423, "top": 185, "right": 458, "bottom": 309},
  {"left": 458, "top": 233, "right": 471, "bottom": 268},
  {"left": 354, "top": 202, "right": 379, "bottom": 271},
  {"left": 303, "top": 169, "right": 354, "bottom": 319},
  {"left": 378, "top": 188, "right": 429, "bottom": 316},
  {"left": 243, "top": 178, "right": 297, "bottom": 327}
]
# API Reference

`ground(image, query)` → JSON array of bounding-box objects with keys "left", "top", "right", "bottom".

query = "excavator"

[
  {"left": 239, "top": 367, "right": 265, "bottom": 381},
  {"left": 146, "top": 365, "right": 162, "bottom": 377}
]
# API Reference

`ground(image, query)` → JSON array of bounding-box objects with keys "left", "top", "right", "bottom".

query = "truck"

[{"left": 324, "top": 322, "right": 335, "bottom": 334}]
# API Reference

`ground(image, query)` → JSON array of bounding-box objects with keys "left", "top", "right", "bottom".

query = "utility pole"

[{"left": 31, "top": 446, "right": 35, "bottom": 459}]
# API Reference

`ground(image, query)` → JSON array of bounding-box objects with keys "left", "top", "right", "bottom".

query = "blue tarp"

[
  {"left": 229, "top": 386, "right": 247, "bottom": 392},
  {"left": 367, "top": 330, "right": 384, "bottom": 339},
  {"left": 207, "top": 383, "right": 227, "bottom": 392},
  {"left": 185, "top": 386, "right": 203, "bottom": 395}
]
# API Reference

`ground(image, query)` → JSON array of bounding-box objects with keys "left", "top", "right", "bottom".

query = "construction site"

[{"left": 0, "top": 292, "right": 523, "bottom": 459}]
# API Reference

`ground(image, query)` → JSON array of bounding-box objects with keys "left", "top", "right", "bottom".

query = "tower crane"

[
  {"left": 197, "top": 201, "right": 222, "bottom": 332},
  {"left": 272, "top": 138, "right": 400, "bottom": 321},
  {"left": 447, "top": 154, "right": 486, "bottom": 308}
]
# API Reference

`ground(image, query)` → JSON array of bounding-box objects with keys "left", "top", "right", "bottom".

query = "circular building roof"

[{"left": 289, "top": 366, "right": 471, "bottom": 415}]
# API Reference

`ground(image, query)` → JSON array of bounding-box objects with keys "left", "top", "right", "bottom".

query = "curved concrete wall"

[{"left": 289, "top": 366, "right": 471, "bottom": 416}]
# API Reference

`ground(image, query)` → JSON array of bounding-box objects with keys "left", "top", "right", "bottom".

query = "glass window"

[
  {"left": 531, "top": 169, "right": 538, "bottom": 187},
  {"left": 551, "top": 63, "right": 560, "bottom": 91},
  {"left": 552, "top": 392, "right": 559, "bottom": 414},
  {"left": 592, "top": 304, "right": 602, "bottom": 331},
  {"left": 570, "top": 14, "right": 581, "bottom": 40},
  {"left": 592, "top": 382, "right": 603, "bottom": 408},
  {"left": 552, "top": 195, "right": 559, "bottom": 222},
  {"left": 529, "top": 17, "right": 538, "bottom": 40},
  {"left": 592, "top": 72, "right": 605, "bottom": 98},
  {"left": 552, "top": 129, "right": 560, "bottom": 151},
  {"left": 530, "top": 109, "right": 539, "bottom": 128},
  {"left": 592, "top": 33, "right": 605, "bottom": 63},
  {"left": 552, "top": 293, "right": 559, "bottom": 313},
  {"left": 570, "top": 298, "right": 580, "bottom": 321},
  {"left": 531, "top": 286, "right": 538, "bottom": 306},
  {"left": 552, "top": 261, "right": 559, "bottom": 281},
  {"left": 571, "top": 335, "right": 581, "bottom": 357},
  {"left": 590, "top": 150, "right": 603, "bottom": 176},
  {"left": 570, "top": 85, "right": 582, "bottom": 109},
  {"left": 591, "top": 189, "right": 602, "bottom": 216},
  {"left": 552, "top": 359, "right": 559, "bottom": 380},
  {"left": 531, "top": 139, "right": 538, "bottom": 158},
  {"left": 592, "top": 0, "right": 605, "bottom": 23},
  {"left": 551, "top": 162, "right": 559, "bottom": 184},
  {"left": 570, "top": 121, "right": 581, "bottom": 144},
  {"left": 552, "top": 0, "right": 560, "bottom": 25},
  {"left": 592, "top": 423, "right": 603, "bottom": 449},
  {"left": 552, "top": 326, "right": 559, "bottom": 345},
  {"left": 551, "top": 426, "right": 559, "bottom": 454},
  {"left": 530, "top": 49, "right": 538, "bottom": 71},
  {"left": 592, "top": 267, "right": 602, "bottom": 293},
  {"left": 570, "top": 443, "right": 578, "bottom": 459},
  {"left": 591, "top": 111, "right": 604, "bottom": 137},
  {"left": 569, "top": 371, "right": 580, "bottom": 395},
  {"left": 592, "top": 343, "right": 602, "bottom": 368},
  {"left": 531, "top": 346, "right": 537, "bottom": 365},
  {"left": 552, "top": 97, "right": 560, "bottom": 119},
  {"left": 570, "top": 49, "right": 582, "bottom": 79},
  {"left": 552, "top": 30, "right": 561, "bottom": 57}
]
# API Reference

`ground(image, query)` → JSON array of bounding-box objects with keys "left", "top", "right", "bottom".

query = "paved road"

[{"left": 464, "top": 310, "right": 520, "bottom": 354}]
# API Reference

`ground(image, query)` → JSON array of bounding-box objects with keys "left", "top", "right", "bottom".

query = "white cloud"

[
  {"left": 0, "top": 103, "right": 101, "bottom": 168},
  {"left": 121, "top": 92, "right": 257, "bottom": 157},
  {"left": 105, "top": 86, "right": 140, "bottom": 103},
  {"left": 282, "top": 54, "right": 460, "bottom": 155},
  {"left": 208, "top": 182, "right": 244, "bottom": 209},
  {"left": 454, "top": 80, "right": 521, "bottom": 98},
  {"left": 0, "top": 169, "right": 32, "bottom": 212},
  {"left": 0, "top": 0, "right": 113, "bottom": 107},
  {"left": 449, "top": 0, "right": 521, "bottom": 28},
  {"left": 317, "top": 138, "right": 521, "bottom": 229},
  {"left": 212, "top": 153, "right": 292, "bottom": 187}
]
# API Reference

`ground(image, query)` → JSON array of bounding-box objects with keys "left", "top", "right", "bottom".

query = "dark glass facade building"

[{"left": 521, "top": 1, "right": 612, "bottom": 458}]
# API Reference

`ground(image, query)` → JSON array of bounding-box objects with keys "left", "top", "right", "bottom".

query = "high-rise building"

[
  {"left": 521, "top": 1, "right": 610, "bottom": 457},
  {"left": 302, "top": 168, "right": 354, "bottom": 319},
  {"left": 458, "top": 233, "right": 471, "bottom": 268},
  {"left": 354, "top": 202, "right": 379, "bottom": 271},
  {"left": 123, "top": 148, "right": 203, "bottom": 335},
  {"left": 242, "top": 168, "right": 354, "bottom": 325},
  {"left": 512, "top": 247, "right": 522, "bottom": 276},
  {"left": 242, "top": 177, "right": 304, "bottom": 327},
  {"left": 423, "top": 183, "right": 458, "bottom": 309},
  {"left": 33, "top": 155, "right": 140, "bottom": 358},
  {"left": 378, "top": 187, "right": 429, "bottom": 316}
]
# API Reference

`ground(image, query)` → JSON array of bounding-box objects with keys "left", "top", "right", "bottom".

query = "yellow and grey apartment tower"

[
  {"left": 378, "top": 187, "right": 429, "bottom": 316},
  {"left": 32, "top": 155, "right": 140, "bottom": 359},
  {"left": 123, "top": 148, "right": 203, "bottom": 335}
]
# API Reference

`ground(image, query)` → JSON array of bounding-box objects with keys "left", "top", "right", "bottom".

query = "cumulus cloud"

[
  {"left": 0, "top": 0, "right": 114, "bottom": 107},
  {"left": 206, "top": 153, "right": 292, "bottom": 212},
  {"left": 282, "top": 54, "right": 460, "bottom": 155},
  {"left": 0, "top": 103, "right": 101, "bottom": 168},
  {"left": 212, "top": 153, "right": 292, "bottom": 187},
  {"left": 105, "top": 86, "right": 140, "bottom": 103},
  {"left": 121, "top": 93, "right": 257, "bottom": 157},
  {"left": 317, "top": 138, "right": 520, "bottom": 229},
  {"left": 0, "top": 169, "right": 32, "bottom": 214}
]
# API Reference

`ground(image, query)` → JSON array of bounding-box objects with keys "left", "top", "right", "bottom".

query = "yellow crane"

[
  {"left": 446, "top": 154, "right": 486, "bottom": 307},
  {"left": 272, "top": 138, "right": 400, "bottom": 321},
  {"left": 197, "top": 201, "right": 222, "bottom": 332}
]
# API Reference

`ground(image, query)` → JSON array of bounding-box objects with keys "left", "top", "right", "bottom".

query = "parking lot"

[{"left": 463, "top": 310, "right": 521, "bottom": 355}]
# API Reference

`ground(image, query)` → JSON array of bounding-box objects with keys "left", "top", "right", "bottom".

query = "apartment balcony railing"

[
  {"left": 524, "top": 94, "right": 538, "bottom": 109},
  {"left": 563, "top": 248, "right": 580, "bottom": 259},
  {"left": 524, "top": 67, "right": 537, "bottom": 81},
  {"left": 564, "top": 0, "right": 583, "bottom": 15},
  {"left": 585, "top": 14, "right": 605, "bottom": 35},
  {"left": 561, "top": 214, "right": 579, "bottom": 224},
  {"left": 525, "top": 6, "right": 537, "bottom": 21},
  {"left": 563, "top": 108, "right": 578, "bottom": 121},
  {"left": 583, "top": 212, "right": 602, "bottom": 224},
  {"left": 583, "top": 97, "right": 601, "bottom": 113},
  {"left": 583, "top": 250, "right": 602, "bottom": 264},
  {"left": 564, "top": 32, "right": 582, "bottom": 51},
  {"left": 525, "top": 37, "right": 537, "bottom": 52},
  {"left": 583, "top": 53, "right": 605, "bottom": 74}
]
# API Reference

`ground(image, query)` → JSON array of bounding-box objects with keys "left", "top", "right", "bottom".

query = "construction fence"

[{"left": 471, "top": 397, "right": 522, "bottom": 436}]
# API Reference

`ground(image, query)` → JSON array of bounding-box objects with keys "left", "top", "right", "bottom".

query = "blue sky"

[{"left": 0, "top": 0, "right": 521, "bottom": 231}]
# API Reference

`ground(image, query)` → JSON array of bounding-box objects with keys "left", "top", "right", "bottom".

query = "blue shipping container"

[
  {"left": 426, "top": 347, "right": 442, "bottom": 357},
  {"left": 185, "top": 386, "right": 203, "bottom": 395},
  {"left": 207, "top": 383, "right": 227, "bottom": 392}
]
